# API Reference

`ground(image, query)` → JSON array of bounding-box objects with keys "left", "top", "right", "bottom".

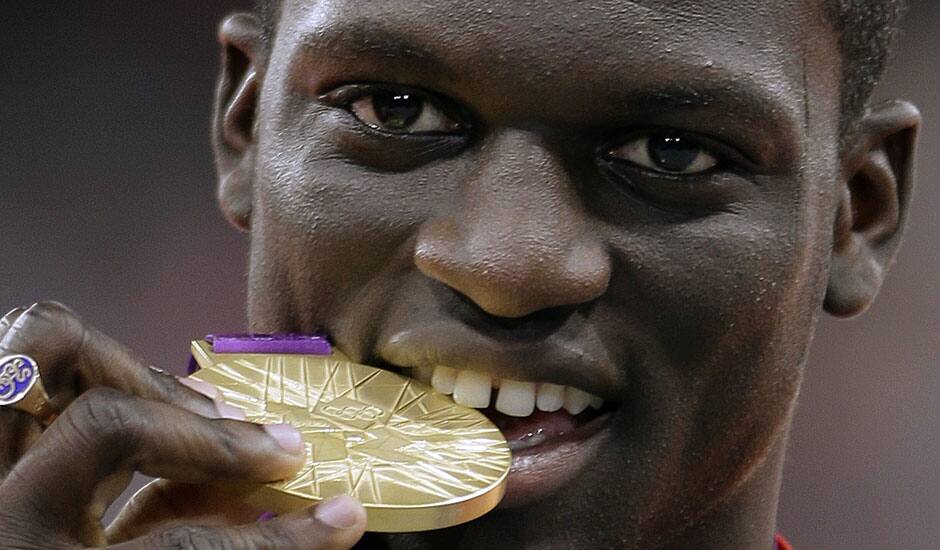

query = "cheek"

[
  {"left": 250, "top": 97, "right": 465, "bottom": 327},
  {"left": 604, "top": 181, "right": 830, "bottom": 479},
  {"left": 257, "top": 97, "right": 456, "bottom": 235},
  {"left": 608, "top": 180, "right": 828, "bottom": 372}
]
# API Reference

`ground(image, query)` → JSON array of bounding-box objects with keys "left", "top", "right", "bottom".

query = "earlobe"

[
  {"left": 212, "top": 13, "right": 266, "bottom": 232},
  {"left": 824, "top": 100, "right": 920, "bottom": 318}
]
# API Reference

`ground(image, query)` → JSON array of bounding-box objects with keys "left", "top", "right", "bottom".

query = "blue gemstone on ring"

[{"left": 0, "top": 355, "right": 39, "bottom": 405}]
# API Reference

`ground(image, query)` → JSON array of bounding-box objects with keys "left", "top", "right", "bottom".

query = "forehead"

[{"left": 275, "top": 0, "right": 838, "bottom": 144}]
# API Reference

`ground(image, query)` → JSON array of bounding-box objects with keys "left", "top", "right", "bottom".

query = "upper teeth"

[{"left": 412, "top": 365, "right": 605, "bottom": 417}]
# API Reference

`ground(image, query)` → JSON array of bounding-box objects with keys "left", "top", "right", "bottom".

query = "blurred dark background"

[{"left": 2, "top": 2, "right": 937, "bottom": 548}]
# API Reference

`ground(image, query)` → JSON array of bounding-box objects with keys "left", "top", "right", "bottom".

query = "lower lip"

[{"left": 481, "top": 407, "right": 615, "bottom": 507}]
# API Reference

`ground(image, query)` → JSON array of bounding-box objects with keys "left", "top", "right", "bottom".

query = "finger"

[
  {"left": 0, "top": 305, "right": 28, "bottom": 335},
  {"left": 0, "top": 301, "right": 218, "bottom": 418},
  {"left": 0, "top": 306, "right": 41, "bottom": 476},
  {"left": 0, "top": 406, "right": 40, "bottom": 478},
  {"left": 112, "top": 496, "right": 366, "bottom": 550},
  {"left": 1, "top": 388, "right": 306, "bottom": 534},
  {"left": 106, "top": 480, "right": 265, "bottom": 543}
]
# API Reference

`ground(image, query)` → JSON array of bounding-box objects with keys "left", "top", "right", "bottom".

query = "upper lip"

[{"left": 373, "top": 322, "right": 626, "bottom": 402}]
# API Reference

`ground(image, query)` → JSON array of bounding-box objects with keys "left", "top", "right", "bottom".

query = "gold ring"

[{"left": 0, "top": 355, "right": 57, "bottom": 425}]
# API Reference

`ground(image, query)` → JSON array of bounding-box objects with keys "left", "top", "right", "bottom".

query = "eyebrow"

[
  {"left": 613, "top": 79, "right": 794, "bottom": 127},
  {"left": 300, "top": 22, "right": 794, "bottom": 105},
  {"left": 297, "top": 23, "right": 460, "bottom": 81},
  {"left": 620, "top": 86, "right": 719, "bottom": 111}
]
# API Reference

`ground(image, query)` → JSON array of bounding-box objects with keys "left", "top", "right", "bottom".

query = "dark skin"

[{"left": 0, "top": 0, "right": 920, "bottom": 549}]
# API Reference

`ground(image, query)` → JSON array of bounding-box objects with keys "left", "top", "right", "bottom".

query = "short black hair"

[
  {"left": 829, "top": 0, "right": 908, "bottom": 134},
  {"left": 251, "top": 0, "right": 906, "bottom": 134}
]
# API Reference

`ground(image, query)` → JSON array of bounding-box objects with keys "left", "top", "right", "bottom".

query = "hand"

[{"left": 0, "top": 302, "right": 366, "bottom": 549}]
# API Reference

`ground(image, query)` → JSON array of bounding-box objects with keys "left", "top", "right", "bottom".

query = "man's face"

[{"left": 241, "top": 0, "right": 845, "bottom": 546}]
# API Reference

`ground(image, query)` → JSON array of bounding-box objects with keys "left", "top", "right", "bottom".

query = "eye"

[
  {"left": 608, "top": 134, "right": 719, "bottom": 175},
  {"left": 349, "top": 92, "right": 463, "bottom": 134}
]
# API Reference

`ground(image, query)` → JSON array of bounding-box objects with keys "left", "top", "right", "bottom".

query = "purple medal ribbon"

[
  {"left": 187, "top": 333, "right": 332, "bottom": 374},
  {"left": 208, "top": 333, "right": 332, "bottom": 355}
]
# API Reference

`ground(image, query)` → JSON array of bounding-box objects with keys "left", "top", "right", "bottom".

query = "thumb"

[{"left": 110, "top": 495, "right": 367, "bottom": 550}]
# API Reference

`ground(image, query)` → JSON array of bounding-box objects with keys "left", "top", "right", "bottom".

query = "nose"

[{"left": 414, "top": 129, "right": 611, "bottom": 318}]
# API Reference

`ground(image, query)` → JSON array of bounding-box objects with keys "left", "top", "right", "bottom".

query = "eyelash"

[
  {"left": 320, "top": 84, "right": 471, "bottom": 136},
  {"left": 604, "top": 133, "right": 724, "bottom": 177}
]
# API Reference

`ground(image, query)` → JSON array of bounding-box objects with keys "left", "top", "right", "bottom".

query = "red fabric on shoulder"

[{"left": 775, "top": 533, "right": 794, "bottom": 550}]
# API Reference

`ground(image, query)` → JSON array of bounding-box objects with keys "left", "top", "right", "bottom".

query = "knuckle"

[
  {"left": 0, "top": 517, "right": 37, "bottom": 550},
  {"left": 206, "top": 423, "right": 252, "bottom": 476},
  {"left": 0, "top": 306, "right": 25, "bottom": 325},
  {"left": 0, "top": 509, "right": 69, "bottom": 550},
  {"left": 152, "top": 370, "right": 198, "bottom": 408},
  {"left": 150, "top": 525, "right": 299, "bottom": 550},
  {"left": 29, "top": 300, "right": 75, "bottom": 318},
  {"left": 23, "top": 301, "right": 81, "bottom": 336},
  {"left": 253, "top": 521, "right": 304, "bottom": 549},
  {"left": 62, "top": 388, "right": 140, "bottom": 452},
  {"left": 152, "top": 526, "right": 236, "bottom": 550},
  {"left": 3, "top": 301, "right": 84, "bottom": 360}
]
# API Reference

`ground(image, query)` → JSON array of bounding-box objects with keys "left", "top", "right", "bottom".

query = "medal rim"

[{"left": 189, "top": 340, "right": 511, "bottom": 532}]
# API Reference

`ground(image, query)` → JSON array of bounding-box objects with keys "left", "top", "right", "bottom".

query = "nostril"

[
  {"left": 414, "top": 215, "right": 611, "bottom": 319},
  {"left": 436, "top": 283, "right": 583, "bottom": 340},
  {"left": 416, "top": 251, "right": 610, "bottom": 319}
]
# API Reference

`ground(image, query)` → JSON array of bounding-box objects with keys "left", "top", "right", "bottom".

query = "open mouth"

[
  {"left": 380, "top": 364, "right": 617, "bottom": 450},
  {"left": 428, "top": 365, "right": 618, "bottom": 450},
  {"left": 369, "top": 359, "right": 618, "bottom": 505}
]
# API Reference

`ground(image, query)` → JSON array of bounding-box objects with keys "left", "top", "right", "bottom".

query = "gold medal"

[{"left": 189, "top": 340, "right": 510, "bottom": 532}]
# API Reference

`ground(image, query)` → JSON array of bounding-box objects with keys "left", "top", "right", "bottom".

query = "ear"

[
  {"left": 212, "top": 13, "right": 266, "bottom": 232},
  {"left": 824, "top": 100, "right": 921, "bottom": 318}
]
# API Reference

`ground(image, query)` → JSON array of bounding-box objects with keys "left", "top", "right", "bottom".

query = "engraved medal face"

[
  {"left": 189, "top": 341, "right": 511, "bottom": 532},
  {"left": 0, "top": 355, "right": 39, "bottom": 406}
]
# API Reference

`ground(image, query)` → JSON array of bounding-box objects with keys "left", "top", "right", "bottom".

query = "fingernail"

[
  {"left": 177, "top": 376, "right": 221, "bottom": 400},
  {"left": 315, "top": 496, "right": 365, "bottom": 530},
  {"left": 263, "top": 423, "right": 304, "bottom": 454},
  {"left": 215, "top": 401, "right": 246, "bottom": 421}
]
